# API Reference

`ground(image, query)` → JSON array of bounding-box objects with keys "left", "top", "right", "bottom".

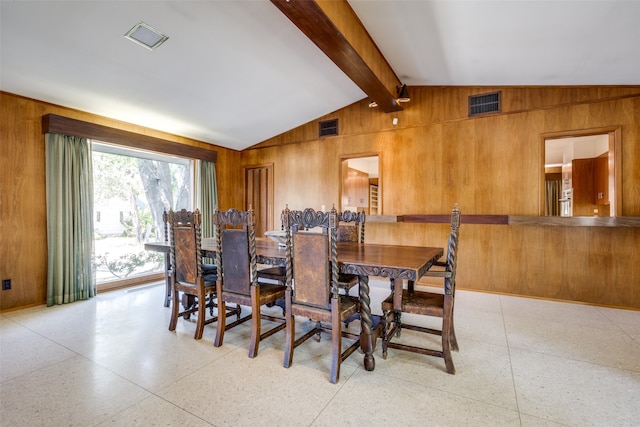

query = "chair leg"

[
  {"left": 194, "top": 293, "right": 206, "bottom": 340},
  {"left": 442, "top": 300, "right": 456, "bottom": 374},
  {"left": 283, "top": 291, "right": 295, "bottom": 368},
  {"left": 381, "top": 309, "right": 390, "bottom": 359},
  {"left": 314, "top": 321, "right": 322, "bottom": 342},
  {"left": 450, "top": 315, "right": 459, "bottom": 352},
  {"left": 169, "top": 285, "right": 179, "bottom": 331},
  {"left": 208, "top": 293, "right": 215, "bottom": 316},
  {"left": 442, "top": 326, "right": 455, "bottom": 374},
  {"left": 214, "top": 299, "right": 227, "bottom": 347},
  {"left": 248, "top": 285, "right": 261, "bottom": 358},
  {"left": 330, "top": 298, "right": 341, "bottom": 384},
  {"left": 394, "top": 309, "right": 402, "bottom": 338}
]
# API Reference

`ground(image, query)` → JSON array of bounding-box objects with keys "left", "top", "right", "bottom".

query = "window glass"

[{"left": 92, "top": 142, "right": 193, "bottom": 285}]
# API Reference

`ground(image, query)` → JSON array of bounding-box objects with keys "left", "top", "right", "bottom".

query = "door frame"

[
  {"left": 244, "top": 163, "right": 274, "bottom": 235},
  {"left": 339, "top": 152, "right": 381, "bottom": 214},
  {"left": 539, "top": 126, "right": 621, "bottom": 217}
]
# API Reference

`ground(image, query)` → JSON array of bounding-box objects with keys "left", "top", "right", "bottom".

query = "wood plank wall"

[
  {"left": 242, "top": 86, "right": 640, "bottom": 309},
  {"left": 0, "top": 92, "right": 241, "bottom": 311}
]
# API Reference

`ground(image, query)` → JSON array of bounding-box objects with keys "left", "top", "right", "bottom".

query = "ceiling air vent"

[
  {"left": 469, "top": 91, "right": 501, "bottom": 117},
  {"left": 319, "top": 119, "right": 338, "bottom": 137}
]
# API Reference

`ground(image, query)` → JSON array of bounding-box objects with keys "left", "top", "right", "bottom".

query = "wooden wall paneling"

[
  {"left": 491, "top": 224, "right": 519, "bottom": 294},
  {"left": 0, "top": 95, "right": 48, "bottom": 309},
  {"left": 364, "top": 222, "right": 392, "bottom": 245},
  {"left": 381, "top": 129, "right": 417, "bottom": 212},
  {"left": 404, "top": 126, "right": 440, "bottom": 214},
  {"left": 420, "top": 125, "right": 445, "bottom": 213},
  {"left": 382, "top": 132, "right": 416, "bottom": 214},
  {"left": 474, "top": 115, "right": 510, "bottom": 214},
  {"left": 563, "top": 227, "right": 592, "bottom": 302},
  {"left": 622, "top": 98, "right": 640, "bottom": 216},
  {"left": 584, "top": 227, "right": 613, "bottom": 305},
  {"left": 454, "top": 224, "right": 489, "bottom": 292},
  {"left": 475, "top": 225, "right": 504, "bottom": 293},
  {"left": 275, "top": 139, "right": 340, "bottom": 212},
  {"left": 513, "top": 225, "right": 546, "bottom": 297},
  {"left": 610, "top": 227, "right": 640, "bottom": 308},
  {"left": 516, "top": 111, "right": 546, "bottom": 215},
  {"left": 441, "top": 119, "right": 477, "bottom": 212},
  {"left": 541, "top": 227, "right": 572, "bottom": 300},
  {"left": 215, "top": 148, "right": 243, "bottom": 211}
]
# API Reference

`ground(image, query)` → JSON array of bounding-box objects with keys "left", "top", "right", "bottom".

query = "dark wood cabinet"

[
  {"left": 572, "top": 155, "right": 610, "bottom": 216},
  {"left": 572, "top": 158, "right": 594, "bottom": 216},
  {"left": 342, "top": 167, "right": 369, "bottom": 210}
]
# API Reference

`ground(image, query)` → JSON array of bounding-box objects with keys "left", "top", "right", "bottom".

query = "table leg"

[
  {"left": 358, "top": 275, "right": 375, "bottom": 371},
  {"left": 390, "top": 277, "right": 403, "bottom": 337}
]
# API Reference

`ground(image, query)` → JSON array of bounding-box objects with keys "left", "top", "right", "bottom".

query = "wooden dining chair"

[
  {"left": 282, "top": 206, "right": 361, "bottom": 384},
  {"left": 213, "top": 208, "right": 286, "bottom": 358},
  {"left": 168, "top": 208, "right": 235, "bottom": 340},
  {"left": 335, "top": 209, "right": 366, "bottom": 293},
  {"left": 381, "top": 204, "right": 461, "bottom": 374},
  {"left": 163, "top": 209, "right": 217, "bottom": 308}
]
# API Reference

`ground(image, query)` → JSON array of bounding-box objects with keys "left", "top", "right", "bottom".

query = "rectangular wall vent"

[
  {"left": 469, "top": 91, "right": 501, "bottom": 117},
  {"left": 319, "top": 119, "right": 338, "bottom": 137}
]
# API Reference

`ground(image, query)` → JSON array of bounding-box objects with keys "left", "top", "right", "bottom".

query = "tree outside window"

[{"left": 92, "top": 142, "right": 192, "bottom": 284}]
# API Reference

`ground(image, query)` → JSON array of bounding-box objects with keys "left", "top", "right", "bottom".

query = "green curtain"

[
  {"left": 45, "top": 133, "right": 96, "bottom": 306},
  {"left": 197, "top": 160, "right": 218, "bottom": 238}
]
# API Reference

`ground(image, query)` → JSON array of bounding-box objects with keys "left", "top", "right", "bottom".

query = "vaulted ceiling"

[{"left": 2, "top": 1, "right": 639, "bottom": 151}]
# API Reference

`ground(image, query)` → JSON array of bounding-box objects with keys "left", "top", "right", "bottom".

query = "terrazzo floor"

[{"left": 1, "top": 281, "right": 639, "bottom": 426}]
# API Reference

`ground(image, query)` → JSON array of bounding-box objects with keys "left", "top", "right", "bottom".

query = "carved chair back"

[
  {"left": 282, "top": 207, "right": 339, "bottom": 310},
  {"left": 336, "top": 209, "right": 366, "bottom": 243},
  {"left": 168, "top": 209, "right": 203, "bottom": 285},
  {"left": 213, "top": 208, "right": 258, "bottom": 295}
]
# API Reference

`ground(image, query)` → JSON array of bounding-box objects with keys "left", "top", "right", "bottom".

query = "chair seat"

[
  {"left": 257, "top": 266, "right": 286, "bottom": 282},
  {"left": 336, "top": 273, "right": 359, "bottom": 290},
  {"left": 202, "top": 263, "right": 217, "bottom": 274},
  {"left": 174, "top": 280, "right": 216, "bottom": 293},
  {"left": 382, "top": 290, "right": 445, "bottom": 317},
  {"left": 291, "top": 295, "right": 359, "bottom": 323}
]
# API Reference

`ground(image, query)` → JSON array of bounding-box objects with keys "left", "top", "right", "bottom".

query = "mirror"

[
  {"left": 340, "top": 155, "right": 379, "bottom": 215},
  {"left": 542, "top": 128, "right": 621, "bottom": 217}
]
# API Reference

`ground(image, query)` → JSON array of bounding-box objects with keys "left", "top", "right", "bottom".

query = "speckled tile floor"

[{"left": 1, "top": 281, "right": 639, "bottom": 426}]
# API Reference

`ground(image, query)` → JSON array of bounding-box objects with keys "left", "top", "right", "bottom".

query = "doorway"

[
  {"left": 245, "top": 164, "right": 274, "bottom": 237},
  {"left": 340, "top": 154, "right": 380, "bottom": 215}
]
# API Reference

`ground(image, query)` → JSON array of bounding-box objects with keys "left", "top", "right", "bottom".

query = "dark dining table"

[{"left": 145, "top": 237, "right": 443, "bottom": 371}]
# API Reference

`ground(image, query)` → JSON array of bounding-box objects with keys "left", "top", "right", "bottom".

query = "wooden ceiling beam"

[{"left": 271, "top": 0, "right": 403, "bottom": 113}]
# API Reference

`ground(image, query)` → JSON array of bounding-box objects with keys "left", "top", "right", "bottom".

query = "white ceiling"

[
  {"left": 545, "top": 134, "right": 610, "bottom": 166},
  {"left": 2, "top": 1, "right": 639, "bottom": 151}
]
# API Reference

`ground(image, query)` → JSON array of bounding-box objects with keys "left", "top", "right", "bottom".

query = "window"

[{"left": 92, "top": 142, "right": 193, "bottom": 286}]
